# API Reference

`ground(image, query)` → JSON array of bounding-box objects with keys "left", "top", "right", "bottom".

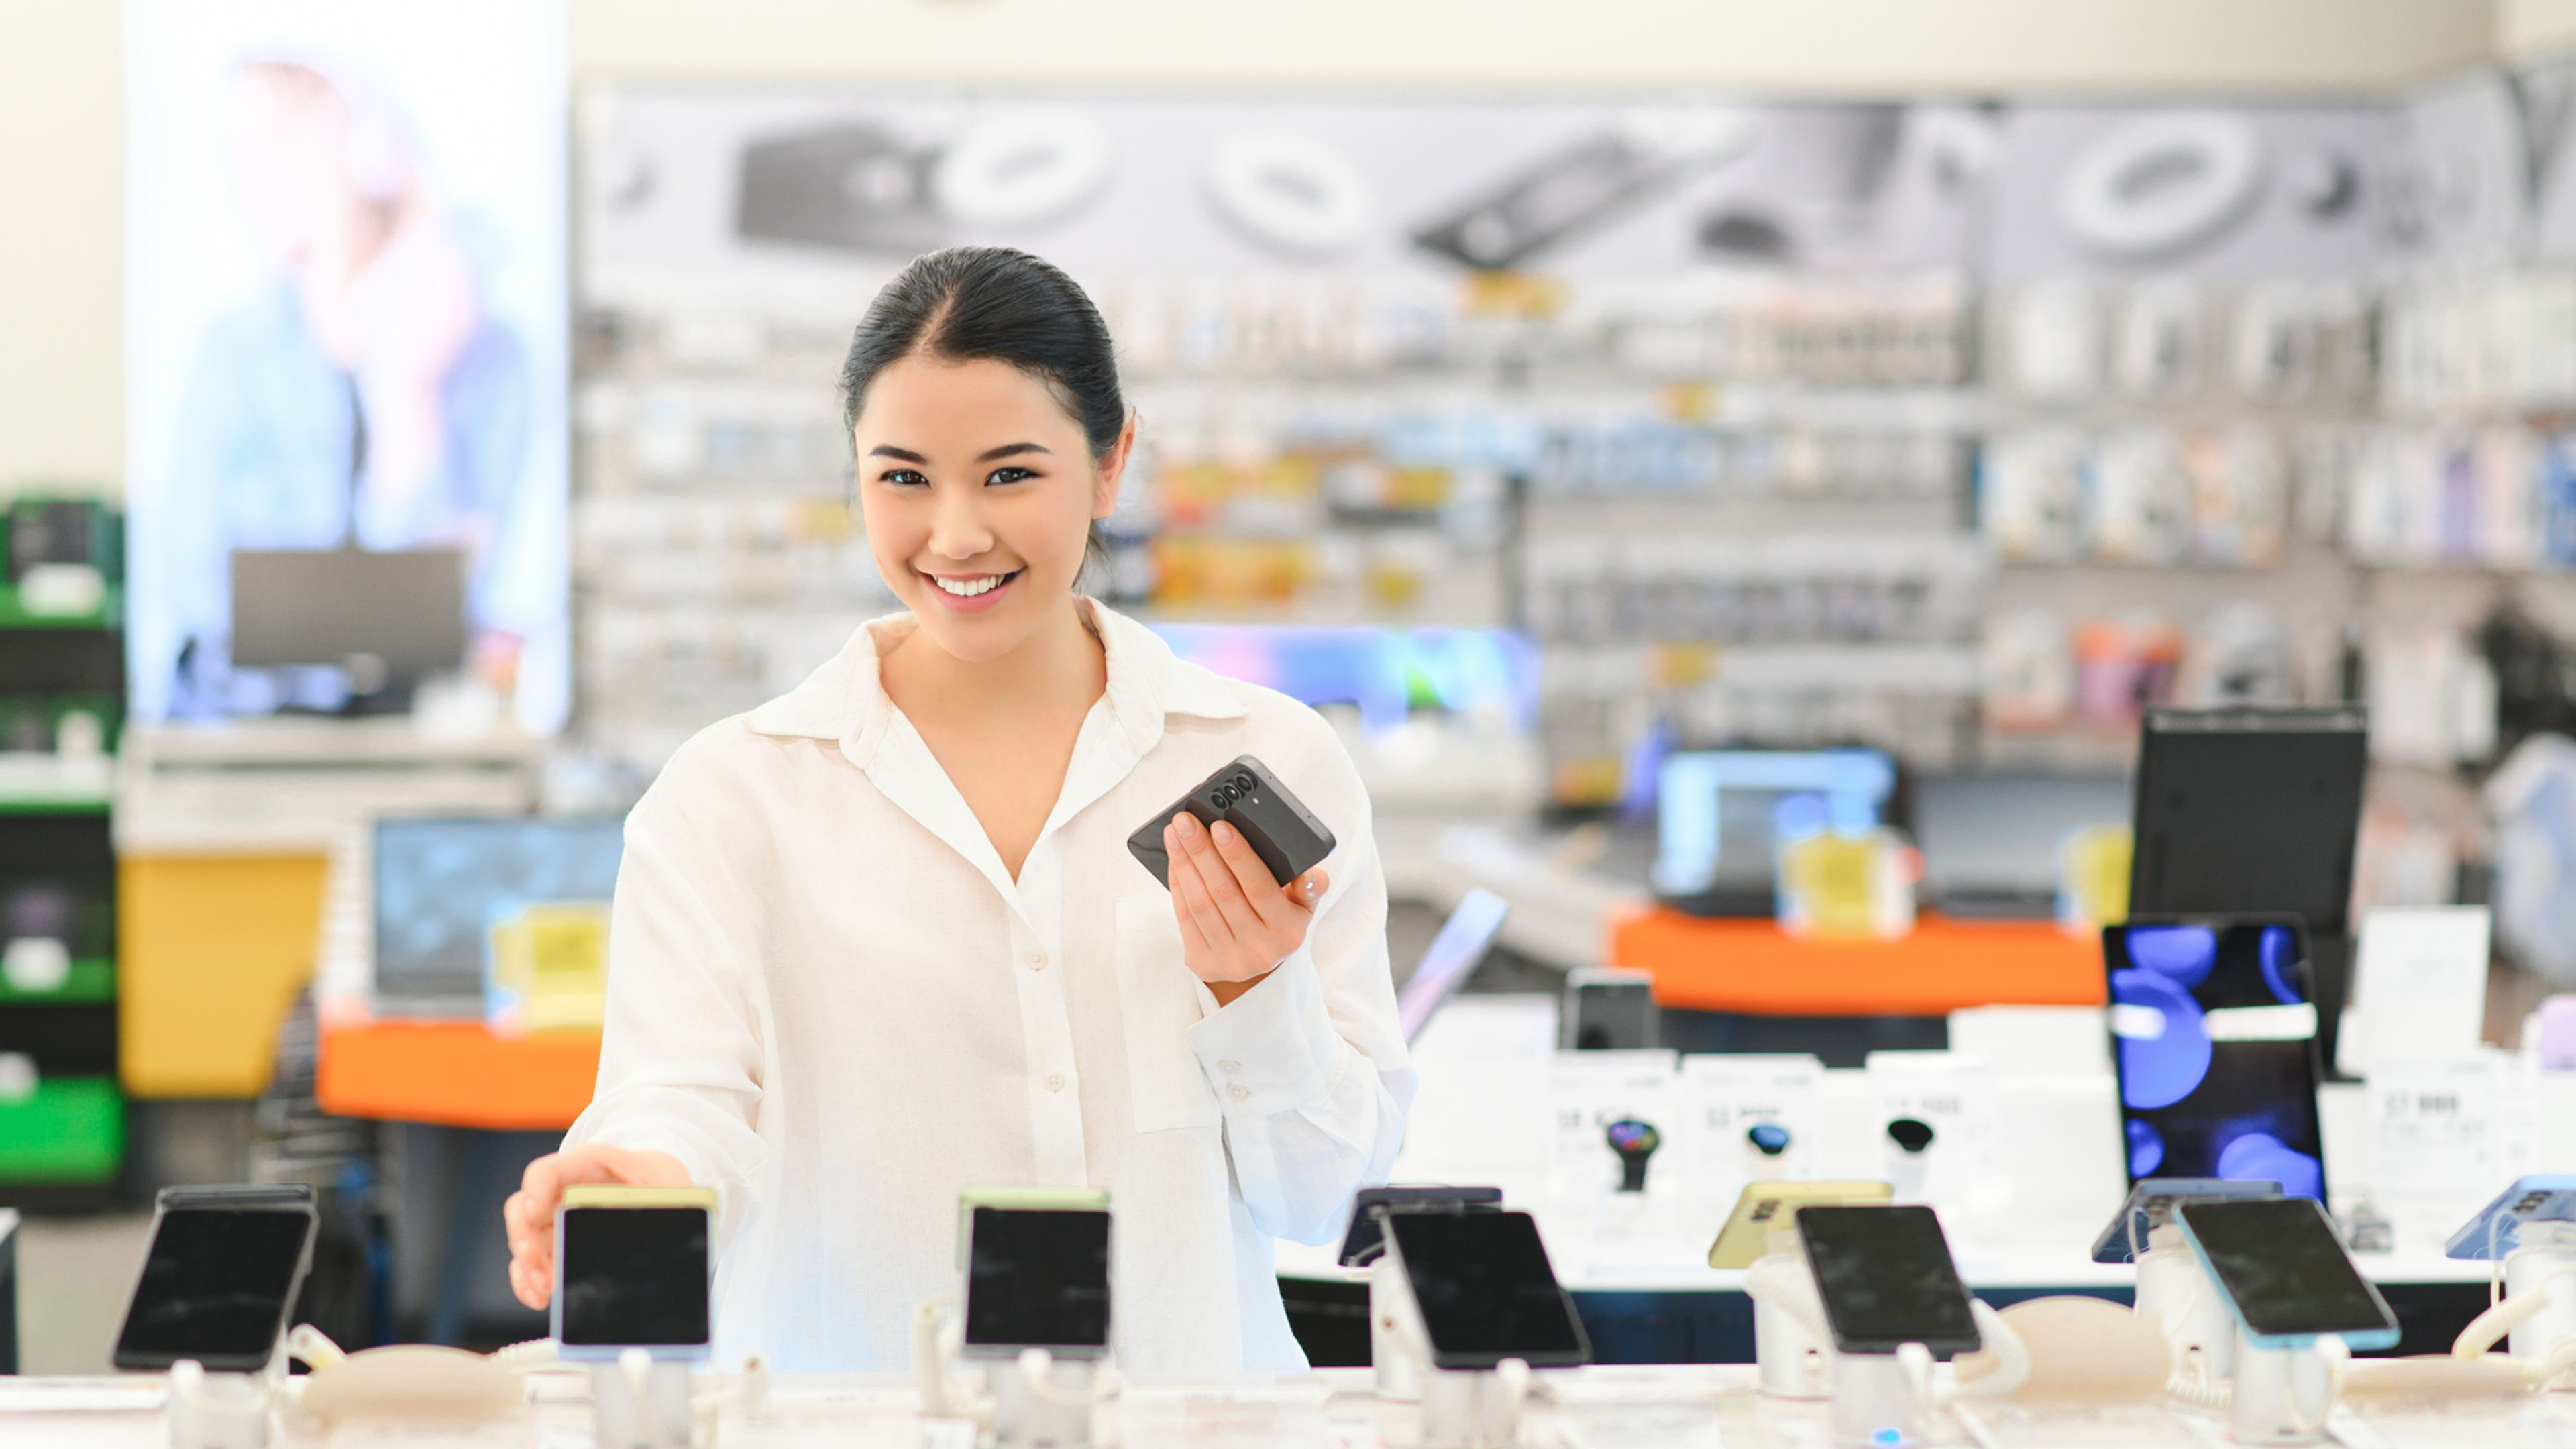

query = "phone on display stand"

[
  {"left": 2102, "top": 916, "right": 2328, "bottom": 1205},
  {"left": 1562, "top": 967, "right": 1658, "bottom": 1051},
  {"left": 1797, "top": 1205, "right": 1981, "bottom": 1357},
  {"left": 113, "top": 1185, "right": 320, "bottom": 1372},
  {"left": 1706, "top": 1179, "right": 1894, "bottom": 1269},
  {"left": 2444, "top": 1175, "right": 2576, "bottom": 1260},
  {"left": 1336, "top": 1185, "right": 1504, "bottom": 1268},
  {"left": 1127, "top": 755, "right": 1335, "bottom": 891},
  {"left": 2175, "top": 1198, "right": 2399, "bottom": 1350},
  {"left": 551, "top": 1185, "right": 716, "bottom": 1362},
  {"left": 962, "top": 1205, "right": 1114, "bottom": 1359},
  {"left": 1381, "top": 1209, "right": 1591, "bottom": 1371},
  {"left": 2090, "top": 1177, "right": 2284, "bottom": 1264}
]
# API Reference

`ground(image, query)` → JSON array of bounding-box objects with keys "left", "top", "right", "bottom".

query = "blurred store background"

[{"left": 8, "top": 0, "right": 2576, "bottom": 1372}]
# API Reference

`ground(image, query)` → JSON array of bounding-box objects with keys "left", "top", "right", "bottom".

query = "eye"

[
  {"left": 879, "top": 468, "right": 928, "bottom": 488},
  {"left": 984, "top": 466, "right": 1038, "bottom": 486}
]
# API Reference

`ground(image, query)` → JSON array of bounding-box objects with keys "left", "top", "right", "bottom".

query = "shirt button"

[
  {"left": 1227, "top": 1083, "right": 1251, "bottom": 1101},
  {"left": 1025, "top": 951, "right": 1047, "bottom": 971},
  {"left": 1045, "top": 1073, "right": 1066, "bottom": 1093},
  {"left": 1219, "top": 1060, "right": 1243, "bottom": 1075}
]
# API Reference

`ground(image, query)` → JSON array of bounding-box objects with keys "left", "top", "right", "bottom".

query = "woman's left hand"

[{"left": 1164, "top": 812, "right": 1327, "bottom": 1006}]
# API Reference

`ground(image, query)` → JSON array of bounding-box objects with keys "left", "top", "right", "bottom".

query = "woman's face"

[{"left": 853, "top": 354, "right": 1123, "bottom": 664}]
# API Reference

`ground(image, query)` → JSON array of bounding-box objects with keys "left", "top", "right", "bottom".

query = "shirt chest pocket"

[{"left": 1113, "top": 895, "right": 1224, "bottom": 1134}]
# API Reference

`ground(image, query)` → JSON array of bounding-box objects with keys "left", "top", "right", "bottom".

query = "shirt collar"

[{"left": 743, "top": 598, "right": 1248, "bottom": 767}]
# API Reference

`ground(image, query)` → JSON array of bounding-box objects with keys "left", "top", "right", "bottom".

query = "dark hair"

[{"left": 839, "top": 247, "right": 1124, "bottom": 584}]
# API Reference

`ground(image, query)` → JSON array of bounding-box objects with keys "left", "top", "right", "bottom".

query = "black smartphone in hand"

[{"left": 1128, "top": 755, "right": 1336, "bottom": 891}]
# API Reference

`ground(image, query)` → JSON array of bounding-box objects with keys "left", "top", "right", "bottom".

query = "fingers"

[
  {"left": 1171, "top": 816, "right": 1273, "bottom": 943},
  {"left": 1289, "top": 867, "right": 1329, "bottom": 908},
  {"left": 1206, "top": 821, "right": 1303, "bottom": 931},
  {"left": 1166, "top": 820, "right": 1234, "bottom": 959}
]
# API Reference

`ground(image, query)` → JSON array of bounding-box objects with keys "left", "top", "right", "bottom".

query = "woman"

[{"left": 501, "top": 246, "right": 1413, "bottom": 1376}]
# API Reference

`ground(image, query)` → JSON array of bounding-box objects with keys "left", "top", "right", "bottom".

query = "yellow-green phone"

[{"left": 1705, "top": 1179, "right": 1892, "bottom": 1268}]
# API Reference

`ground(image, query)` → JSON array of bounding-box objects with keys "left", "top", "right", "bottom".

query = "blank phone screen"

[
  {"left": 117, "top": 1209, "right": 313, "bottom": 1366},
  {"left": 965, "top": 1208, "right": 1112, "bottom": 1352},
  {"left": 558, "top": 1206, "right": 710, "bottom": 1348},
  {"left": 1387, "top": 1210, "right": 1587, "bottom": 1366},
  {"left": 1799, "top": 1205, "right": 1980, "bottom": 1355},
  {"left": 2182, "top": 1198, "right": 2392, "bottom": 1340}
]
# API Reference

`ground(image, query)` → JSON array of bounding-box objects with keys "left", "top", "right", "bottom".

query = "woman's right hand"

[{"left": 504, "top": 1144, "right": 690, "bottom": 1309}]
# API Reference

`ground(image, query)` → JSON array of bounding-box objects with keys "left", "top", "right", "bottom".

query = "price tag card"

[
  {"left": 2367, "top": 1055, "right": 2533, "bottom": 1252},
  {"left": 1549, "top": 1049, "right": 1680, "bottom": 1247},
  {"left": 1677, "top": 1053, "right": 1826, "bottom": 1226}
]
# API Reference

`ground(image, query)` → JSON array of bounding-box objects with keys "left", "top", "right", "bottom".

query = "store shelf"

[
  {"left": 1615, "top": 909, "right": 2104, "bottom": 1016},
  {"left": 315, "top": 1020, "right": 600, "bottom": 1130}
]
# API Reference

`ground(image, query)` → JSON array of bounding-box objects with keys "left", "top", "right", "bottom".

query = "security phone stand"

[
  {"left": 2227, "top": 1334, "right": 2345, "bottom": 1446},
  {"left": 987, "top": 1352, "right": 1101, "bottom": 1449},
  {"left": 2133, "top": 1224, "right": 2238, "bottom": 1389},
  {"left": 1369, "top": 1255, "right": 1426, "bottom": 1402},
  {"left": 2501, "top": 1222, "right": 2576, "bottom": 1366},
  {"left": 591, "top": 1350, "right": 693, "bottom": 1449},
  {"left": 1743, "top": 1229, "right": 1832, "bottom": 1400},
  {"left": 167, "top": 1361, "right": 274, "bottom": 1449},
  {"left": 1367, "top": 1255, "right": 1530, "bottom": 1448},
  {"left": 1829, "top": 1348, "right": 1936, "bottom": 1449}
]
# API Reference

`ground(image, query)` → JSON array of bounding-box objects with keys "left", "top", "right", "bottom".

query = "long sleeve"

[
  {"left": 1184, "top": 767, "right": 1417, "bottom": 1246},
  {"left": 562, "top": 769, "right": 775, "bottom": 1248}
]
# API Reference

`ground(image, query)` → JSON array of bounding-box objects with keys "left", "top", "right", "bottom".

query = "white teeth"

[{"left": 932, "top": 574, "right": 1008, "bottom": 597}]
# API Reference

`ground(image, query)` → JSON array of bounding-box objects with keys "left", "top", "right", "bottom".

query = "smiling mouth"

[{"left": 928, "top": 570, "right": 1020, "bottom": 598}]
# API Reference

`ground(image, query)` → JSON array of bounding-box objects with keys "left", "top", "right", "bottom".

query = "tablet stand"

[
  {"left": 1828, "top": 1346, "right": 1933, "bottom": 1448},
  {"left": 1417, "top": 1359, "right": 1532, "bottom": 1449},
  {"left": 2226, "top": 1333, "right": 2341, "bottom": 1446},
  {"left": 590, "top": 1350, "right": 692, "bottom": 1449},
  {"left": 989, "top": 1352, "right": 1099, "bottom": 1449},
  {"left": 1370, "top": 1256, "right": 1426, "bottom": 1401}
]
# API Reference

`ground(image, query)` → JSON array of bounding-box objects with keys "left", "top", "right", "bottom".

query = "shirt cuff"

[{"left": 1186, "top": 943, "right": 1339, "bottom": 1114}]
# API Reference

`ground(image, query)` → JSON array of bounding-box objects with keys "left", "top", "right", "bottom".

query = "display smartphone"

[
  {"left": 1336, "top": 1185, "right": 1505, "bottom": 1268},
  {"left": 1382, "top": 1209, "right": 1591, "bottom": 1371},
  {"left": 1562, "top": 967, "right": 1658, "bottom": 1050},
  {"left": 552, "top": 1185, "right": 716, "bottom": 1361},
  {"left": 2445, "top": 1175, "right": 2576, "bottom": 1260},
  {"left": 2090, "top": 1177, "right": 2284, "bottom": 1265},
  {"left": 1707, "top": 1180, "right": 1894, "bottom": 1269},
  {"left": 2176, "top": 1198, "right": 2399, "bottom": 1350},
  {"left": 1796, "top": 1205, "right": 1982, "bottom": 1358},
  {"left": 2103, "top": 917, "right": 2328, "bottom": 1205},
  {"left": 963, "top": 1205, "right": 1114, "bottom": 1359},
  {"left": 113, "top": 1185, "right": 319, "bottom": 1372},
  {"left": 1395, "top": 889, "right": 1511, "bottom": 1043},
  {"left": 1128, "top": 755, "right": 1335, "bottom": 892}
]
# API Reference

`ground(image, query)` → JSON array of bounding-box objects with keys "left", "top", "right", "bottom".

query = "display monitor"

[
  {"left": 2129, "top": 708, "right": 2367, "bottom": 1070},
  {"left": 373, "top": 817, "right": 625, "bottom": 1016},
  {"left": 230, "top": 548, "right": 468, "bottom": 710},
  {"left": 1913, "top": 771, "right": 2130, "bottom": 918},
  {"left": 1652, "top": 749, "right": 1897, "bottom": 917},
  {"left": 2104, "top": 918, "right": 2326, "bottom": 1205}
]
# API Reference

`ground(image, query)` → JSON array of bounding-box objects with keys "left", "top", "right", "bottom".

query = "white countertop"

[{"left": 1, "top": 1365, "right": 2569, "bottom": 1448}]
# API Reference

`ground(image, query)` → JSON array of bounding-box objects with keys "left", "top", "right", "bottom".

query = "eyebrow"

[{"left": 864, "top": 442, "right": 1054, "bottom": 465}]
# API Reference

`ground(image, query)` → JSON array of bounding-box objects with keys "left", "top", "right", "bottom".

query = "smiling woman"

[{"left": 496, "top": 246, "right": 1413, "bottom": 1377}]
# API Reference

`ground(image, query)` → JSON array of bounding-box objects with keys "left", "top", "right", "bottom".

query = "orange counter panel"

[
  {"left": 317, "top": 1022, "right": 599, "bottom": 1132},
  {"left": 1613, "top": 909, "right": 2106, "bottom": 1017}
]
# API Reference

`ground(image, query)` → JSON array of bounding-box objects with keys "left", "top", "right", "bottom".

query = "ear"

[{"left": 1092, "top": 410, "right": 1137, "bottom": 521}]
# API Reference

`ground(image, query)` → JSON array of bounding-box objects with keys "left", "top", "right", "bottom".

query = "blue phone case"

[{"left": 2444, "top": 1175, "right": 2576, "bottom": 1260}]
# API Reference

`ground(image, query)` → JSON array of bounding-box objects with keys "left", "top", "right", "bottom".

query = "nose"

[{"left": 924, "top": 480, "right": 995, "bottom": 563}]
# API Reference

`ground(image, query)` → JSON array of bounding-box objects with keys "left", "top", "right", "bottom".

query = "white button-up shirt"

[{"left": 562, "top": 602, "right": 1416, "bottom": 1376}]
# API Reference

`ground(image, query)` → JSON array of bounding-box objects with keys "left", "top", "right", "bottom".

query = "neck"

[{"left": 885, "top": 595, "right": 1104, "bottom": 722}]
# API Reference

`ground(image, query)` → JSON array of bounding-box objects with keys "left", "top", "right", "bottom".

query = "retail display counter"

[
  {"left": 0, "top": 1365, "right": 2568, "bottom": 1448},
  {"left": 1613, "top": 910, "right": 2104, "bottom": 1017},
  {"left": 313, "top": 1021, "right": 601, "bottom": 1132}
]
